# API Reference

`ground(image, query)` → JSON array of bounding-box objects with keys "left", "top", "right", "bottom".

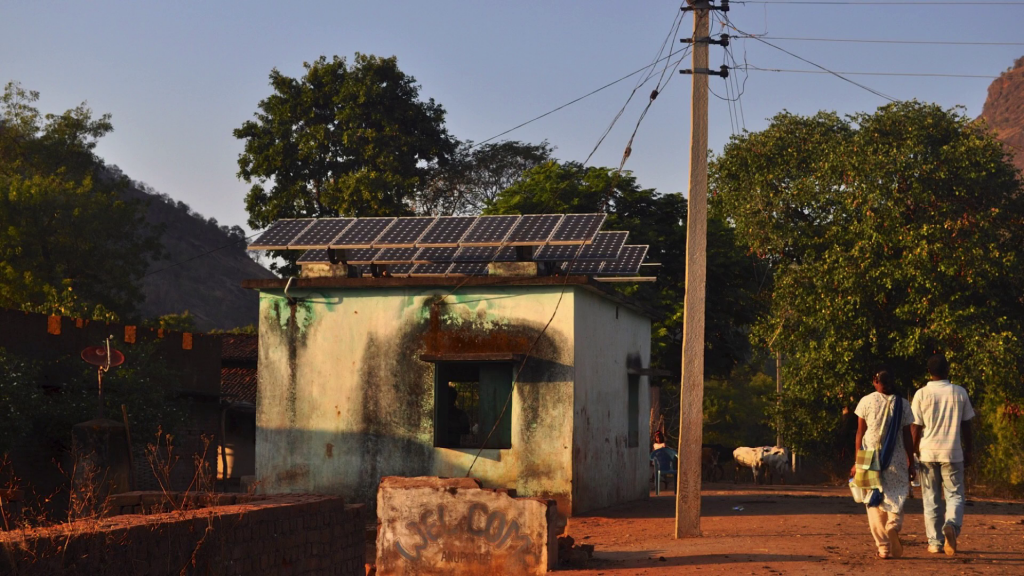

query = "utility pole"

[
  {"left": 675, "top": 0, "right": 728, "bottom": 539},
  {"left": 776, "top": 349, "right": 783, "bottom": 448}
]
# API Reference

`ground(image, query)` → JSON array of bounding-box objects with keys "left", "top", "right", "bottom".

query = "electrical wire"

[
  {"left": 737, "top": 1, "right": 1024, "bottom": 5},
  {"left": 738, "top": 65, "right": 999, "bottom": 78},
  {"left": 583, "top": 4, "right": 690, "bottom": 166},
  {"left": 719, "top": 17, "right": 899, "bottom": 102},
  {"left": 141, "top": 232, "right": 259, "bottom": 279},
  {"left": 472, "top": 46, "right": 691, "bottom": 150},
  {"left": 743, "top": 36, "right": 1024, "bottom": 46}
]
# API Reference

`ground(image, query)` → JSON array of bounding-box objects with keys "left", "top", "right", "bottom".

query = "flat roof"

[{"left": 241, "top": 275, "right": 658, "bottom": 319}]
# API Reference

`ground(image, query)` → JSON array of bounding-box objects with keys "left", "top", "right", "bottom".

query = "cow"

[
  {"left": 733, "top": 446, "right": 768, "bottom": 484},
  {"left": 761, "top": 446, "right": 791, "bottom": 485}
]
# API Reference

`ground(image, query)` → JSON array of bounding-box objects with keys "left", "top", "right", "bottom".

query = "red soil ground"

[{"left": 563, "top": 484, "right": 1024, "bottom": 575}]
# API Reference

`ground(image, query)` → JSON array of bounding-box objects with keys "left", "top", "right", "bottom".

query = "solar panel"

[
  {"left": 373, "top": 217, "right": 436, "bottom": 247},
  {"left": 418, "top": 216, "right": 477, "bottom": 246},
  {"left": 564, "top": 259, "right": 604, "bottom": 274},
  {"left": 579, "top": 230, "right": 628, "bottom": 260},
  {"left": 599, "top": 245, "right": 649, "bottom": 275},
  {"left": 289, "top": 218, "right": 355, "bottom": 248},
  {"left": 410, "top": 262, "right": 452, "bottom": 276},
  {"left": 413, "top": 247, "right": 458, "bottom": 263},
  {"left": 249, "top": 218, "right": 315, "bottom": 250},
  {"left": 448, "top": 262, "right": 489, "bottom": 276},
  {"left": 385, "top": 263, "right": 414, "bottom": 276},
  {"left": 374, "top": 247, "right": 418, "bottom": 263},
  {"left": 548, "top": 213, "right": 606, "bottom": 245},
  {"left": 534, "top": 230, "right": 627, "bottom": 261},
  {"left": 533, "top": 244, "right": 586, "bottom": 262},
  {"left": 452, "top": 246, "right": 517, "bottom": 262},
  {"left": 344, "top": 248, "right": 380, "bottom": 264},
  {"left": 505, "top": 214, "right": 563, "bottom": 245},
  {"left": 460, "top": 215, "right": 520, "bottom": 246},
  {"left": 296, "top": 249, "right": 330, "bottom": 264},
  {"left": 330, "top": 217, "right": 395, "bottom": 249}
]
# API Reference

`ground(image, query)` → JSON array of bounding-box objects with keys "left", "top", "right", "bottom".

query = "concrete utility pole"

[
  {"left": 776, "top": 349, "right": 783, "bottom": 448},
  {"left": 675, "top": 1, "right": 711, "bottom": 539}
]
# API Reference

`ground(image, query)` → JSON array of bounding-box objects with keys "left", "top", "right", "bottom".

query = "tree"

[
  {"left": 418, "top": 140, "right": 553, "bottom": 215},
  {"left": 235, "top": 54, "right": 456, "bottom": 228},
  {"left": 487, "top": 160, "right": 763, "bottom": 379},
  {"left": 710, "top": 101, "right": 1024, "bottom": 458},
  {"left": 0, "top": 82, "right": 162, "bottom": 320}
]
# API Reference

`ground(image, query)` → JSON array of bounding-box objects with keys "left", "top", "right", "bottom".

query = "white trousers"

[{"left": 867, "top": 506, "right": 904, "bottom": 553}]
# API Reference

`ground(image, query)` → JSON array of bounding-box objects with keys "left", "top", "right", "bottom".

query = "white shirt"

[{"left": 911, "top": 380, "right": 975, "bottom": 463}]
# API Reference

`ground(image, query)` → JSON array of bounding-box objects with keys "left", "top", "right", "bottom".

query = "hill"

[
  {"left": 980, "top": 56, "right": 1024, "bottom": 173},
  {"left": 124, "top": 182, "right": 276, "bottom": 331}
]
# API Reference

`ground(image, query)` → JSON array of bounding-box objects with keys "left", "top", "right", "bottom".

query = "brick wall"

[{"left": 0, "top": 495, "right": 365, "bottom": 576}]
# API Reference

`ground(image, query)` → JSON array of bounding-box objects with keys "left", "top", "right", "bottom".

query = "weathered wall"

[
  {"left": 571, "top": 289, "right": 652, "bottom": 514},
  {"left": 256, "top": 286, "right": 576, "bottom": 514},
  {"left": 375, "top": 476, "right": 558, "bottom": 576},
  {"left": 0, "top": 495, "right": 365, "bottom": 575}
]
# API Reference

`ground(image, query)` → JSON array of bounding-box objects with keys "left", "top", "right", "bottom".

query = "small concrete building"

[{"left": 246, "top": 274, "right": 653, "bottom": 516}]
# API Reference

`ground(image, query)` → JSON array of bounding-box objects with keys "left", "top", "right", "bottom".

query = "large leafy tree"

[
  {"left": 0, "top": 82, "right": 162, "bottom": 320},
  {"left": 487, "top": 160, "right": 762, "bottom": 379},
  {"left": 418, "top": 140, "right": 553, "bottom": 215},
  {"left": 711, "top": 101, "right": 1024, "bottom": 460},
  {"left": 235, "top": 53, "right": 456, "bottom": 227}
]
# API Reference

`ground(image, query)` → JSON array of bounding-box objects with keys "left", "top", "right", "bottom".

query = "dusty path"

[{"left": 563, "top": 484, "right": 1024, "bottom": 575}]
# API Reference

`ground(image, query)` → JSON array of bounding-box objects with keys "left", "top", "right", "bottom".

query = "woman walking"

[{"left": 850, "top": 368, "right": 916, "bottom": 559}]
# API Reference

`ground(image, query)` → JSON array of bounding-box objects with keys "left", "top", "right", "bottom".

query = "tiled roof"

[
  {"left": 221, "top": 334, "right": 257, "bottom": 363},
  {"left": 221, "top": 367, "right": 256, "bottom": 405}
]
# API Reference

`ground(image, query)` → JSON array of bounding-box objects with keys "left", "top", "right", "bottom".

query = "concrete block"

[{"left": 376, "top": 476, "right": 557, "bottom": 576}]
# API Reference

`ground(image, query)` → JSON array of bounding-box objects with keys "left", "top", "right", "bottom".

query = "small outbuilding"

[{"left": 244, "top": 214, "right": 657, "bottom": 516}]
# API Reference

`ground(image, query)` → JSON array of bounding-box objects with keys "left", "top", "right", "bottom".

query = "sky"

[{"left": 2, "top": 1, "right": 1021, "bottom": 237}]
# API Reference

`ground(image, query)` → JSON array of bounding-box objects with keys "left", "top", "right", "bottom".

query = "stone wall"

[
  {"left": 0, "top": 494, "right": 364, "bottom": 575},
  {"left": 376, "top": 476, "right": 558, "bottom": 576}
]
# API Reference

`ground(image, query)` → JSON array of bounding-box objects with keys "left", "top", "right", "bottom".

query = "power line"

[
  {"left": 473, "top": 46, "right": 691, "bottom": 149},
  {"left": 142, "top": 232, "right": 258, "bottom": 279},
  {"left": 740, "top": 65, "right": 999, "bottom": 78},
  {"left": 738, "top": 1, "right": 1024, "bottom": 5},
  {"left": 722, "top": 18, "right": 898, "bottom": 101},
  {"left": 744, "top": 35, "right": 1024, "bottom": 46}
]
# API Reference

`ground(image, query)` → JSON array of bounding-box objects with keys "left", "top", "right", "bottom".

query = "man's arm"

[
  {"left": 902, "top": 425, "right": 916, "bottom": 481},
  {"left": 911, "top": 424, "right": 923, "bottom": 457},
  {"left": 962, "top": 419, "right": 973, "bottom": 467}
]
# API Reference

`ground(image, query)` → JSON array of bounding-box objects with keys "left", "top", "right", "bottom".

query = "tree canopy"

[
  {"left": 235, "top": 54, "right": 456, "bottom": 228},
  {"left": 0, "top": 82, "right": 162, "bottom": 320},
  {"left": 487, "top": 160, "right": 762, "bottom": 379},
  {"left": 418, "top": 140, "right": 553, "bottom": 215},
  {"left": 711, "top": 101, "right": 1024, "bottom": 457}
]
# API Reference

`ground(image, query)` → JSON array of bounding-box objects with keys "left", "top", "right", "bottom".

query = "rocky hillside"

[
  {"left": 125, "top": 184, "right": 276, "bottom": 331},
  {"left": 980, "top": 56, "right": 1024, "bottom": 173}
]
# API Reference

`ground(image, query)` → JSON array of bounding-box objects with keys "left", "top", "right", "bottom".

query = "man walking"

[{"left": 911, "top": 353, "right": 975, "bottom": 556}]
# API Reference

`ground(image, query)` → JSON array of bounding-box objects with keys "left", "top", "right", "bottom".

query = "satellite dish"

[{"left": 81, "top": 345, "right": 125, "bottom": 368}]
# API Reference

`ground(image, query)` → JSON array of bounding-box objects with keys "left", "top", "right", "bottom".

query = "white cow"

[
  {"left": 761, "top": 446, "right": 791, "bottom": 485},
  {"left": 733, "top": 446, "right": 768, "bottom": 484}
]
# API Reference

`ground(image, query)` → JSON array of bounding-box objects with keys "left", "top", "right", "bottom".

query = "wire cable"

[
  {"left": 472, "top": 46, "right": 691, "bottom": 150},
  {"left": 743, "top": 36, "right": 1024, "bottom": 46},
  {"left": 720, "top": 18, "right": 899, "bottom": 102},
  {"left": 142, "top": 232, "right": 259, "bottom": 279},
  {"left": 738, "top": 65, "right": 999, "bottom": 78},
  {"left": 737, "top": 1, "right": 1024, "bottom": 5}
]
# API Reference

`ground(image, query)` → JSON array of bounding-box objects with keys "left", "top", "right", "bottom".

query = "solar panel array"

[{"left": 254, "top": 213, "right": 649, "bottom": 277}]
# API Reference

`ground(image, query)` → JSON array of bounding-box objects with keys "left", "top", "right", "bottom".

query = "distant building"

[{"left": 218, "top": 334, "right": 257, "bottom": 485}]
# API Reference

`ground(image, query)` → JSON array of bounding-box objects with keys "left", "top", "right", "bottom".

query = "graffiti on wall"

[{"left": 394, "top": 502, "right": 533, "bottom": 563}]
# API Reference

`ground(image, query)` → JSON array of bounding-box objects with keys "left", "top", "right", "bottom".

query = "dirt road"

[{"left": 564, "top": 484, "right": 1024, "bottom": 575}]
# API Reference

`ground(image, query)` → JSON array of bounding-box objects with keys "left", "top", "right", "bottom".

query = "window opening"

[{"left": 434, "top": 362, "right": 513, "bottom": 449}]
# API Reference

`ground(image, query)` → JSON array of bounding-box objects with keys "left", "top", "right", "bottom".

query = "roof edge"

[{"left": 241, "top": 275, "right": 658, "bottom": 320}]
